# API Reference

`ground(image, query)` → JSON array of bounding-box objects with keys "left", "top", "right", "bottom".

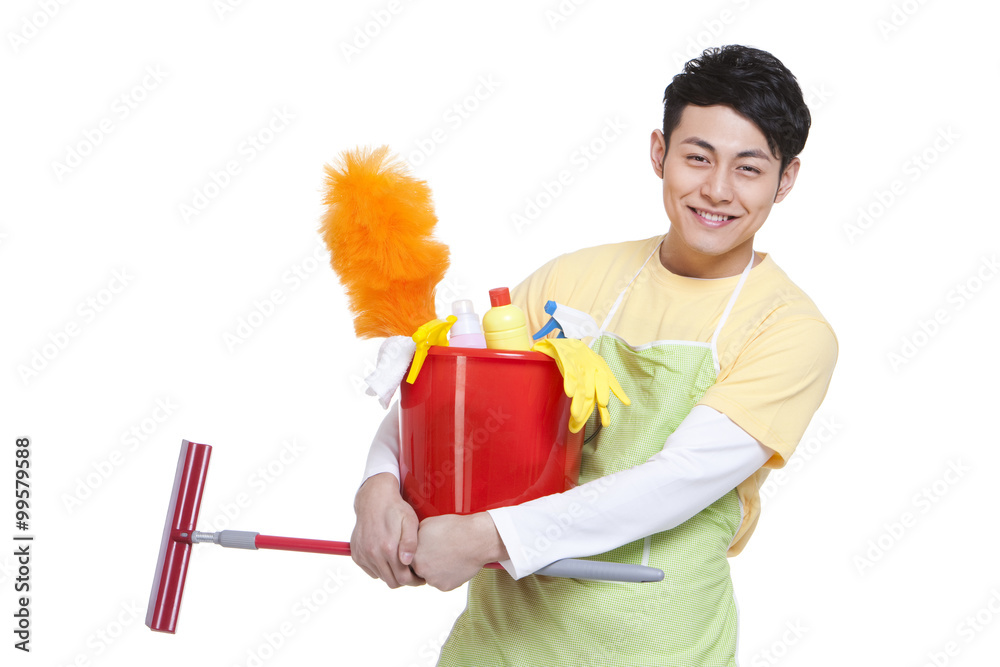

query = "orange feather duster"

[{"left": 320, "top": 145, "right": 450, "bottom": 338}]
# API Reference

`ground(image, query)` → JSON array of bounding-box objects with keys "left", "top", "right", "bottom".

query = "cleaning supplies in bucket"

[
  {"left": 397, "top": 289, "right": 632, "bottom": 519},
  {"left": 448, "top": 299, "right": 487, "bottom": 348},
  {"left": 366, "top": 288, "right": 631, "bottom": 434},
  {"left": 406, "top": 316, "right": 457, "bottom": 384},
  {"left": 399, "top": 346, "right": 584, "bottom": 521},
  {"left": 532, "top": 337, "right": 631, "bottom": 433},
  {"left": 483, "top": 287, "right": 533, "bottom": 351},
  {"left": 532, "top": 300, "right": 601, "bottom": 341}
]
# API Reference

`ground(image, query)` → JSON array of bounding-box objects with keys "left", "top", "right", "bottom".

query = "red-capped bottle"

[{"left": 482, "top": 287, "right": 533, "bottom": 351}]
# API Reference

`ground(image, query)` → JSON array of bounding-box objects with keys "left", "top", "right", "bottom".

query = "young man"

[{"left": 352, "top": 45, "right": 837, "bottom": 665}]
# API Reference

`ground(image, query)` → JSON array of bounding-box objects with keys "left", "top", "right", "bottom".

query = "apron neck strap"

[
  {"left": 596, "top": 238, "right": 663, "bottom": 335},
  {"left": 597, "top": 239, "right": 757, "bottom": 338},
  {"left": 710, "top": 251, "right": 756, "bottom": 371}
]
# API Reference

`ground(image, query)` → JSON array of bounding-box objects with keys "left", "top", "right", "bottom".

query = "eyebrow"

[{"left": 680, "top": 137, "right": 773, "bottom": 161}]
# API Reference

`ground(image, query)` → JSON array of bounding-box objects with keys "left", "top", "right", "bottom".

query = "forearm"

[
  {"left": 359, "top": 401, "right": 402, "bottom": 486},
  {"left": 488, "top": 405, "right": 771, "bottom": 579}
]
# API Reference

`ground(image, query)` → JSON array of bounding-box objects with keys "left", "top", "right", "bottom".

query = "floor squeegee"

[{"left": 145, "top": 440, "right": 664, "bottom": 633}]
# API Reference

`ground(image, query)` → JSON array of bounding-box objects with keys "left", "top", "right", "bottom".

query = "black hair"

[{"left": 662, "top": 45, "right": 810, "bottom": 174}]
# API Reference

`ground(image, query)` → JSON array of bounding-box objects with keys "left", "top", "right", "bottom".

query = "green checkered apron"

[{"left": 438, "top": 244, "right": 754, "bottom": 666}]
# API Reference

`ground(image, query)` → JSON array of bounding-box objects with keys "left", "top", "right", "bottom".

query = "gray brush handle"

[
  {"left": 535, "top": 558, "right": 664, "bottom": 583},
  {"left": 192, "top": 530, "right": 259, "bottom": 550}
]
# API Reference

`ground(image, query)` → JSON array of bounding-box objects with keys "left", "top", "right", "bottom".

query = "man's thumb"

[{"left": 398, "top": 516, "right": 419, "bottom": 565}]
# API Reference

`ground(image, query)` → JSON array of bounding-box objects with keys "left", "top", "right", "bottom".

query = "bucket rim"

[{"left": 427, "top": 346, "right": 553, "bottom": 362}]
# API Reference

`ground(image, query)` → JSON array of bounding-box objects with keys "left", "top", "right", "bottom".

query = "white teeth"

[{"left": 696, "top": 209, "right": 733, "bottom": 222}]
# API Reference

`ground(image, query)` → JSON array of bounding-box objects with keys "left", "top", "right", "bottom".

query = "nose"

[{"left": 700, "top": 167, "right": 734, "bottom": 204}]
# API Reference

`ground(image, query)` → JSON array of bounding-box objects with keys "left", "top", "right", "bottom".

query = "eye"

[
  {"left": 686, "top": 155, "right": 709, "bottom": 163},
  {"left": 738, "top": 165, "right": 762, "bottom": 174}
]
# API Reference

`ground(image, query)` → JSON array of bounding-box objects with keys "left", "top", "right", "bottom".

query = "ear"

[
  {"left": 773, "top": 157, "right": 800, "bottom": 203},
  {"left": 650, "top": 129, "right": 667, "bottom": 179}
]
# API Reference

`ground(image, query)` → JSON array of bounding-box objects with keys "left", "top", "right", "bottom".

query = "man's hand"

[
  {"left": 350, "top": 472, "right": 424, "bottom": 588},
  {"left": 411, "top": 512, "right": 508, "bottom": 591}
]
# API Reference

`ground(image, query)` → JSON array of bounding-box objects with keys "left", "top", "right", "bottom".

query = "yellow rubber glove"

[
  {"left": 406, "top": 315, "right": 458, "bottom": 384},
  {"left": 532, "top": 338, "right": 630, "bottom": 433}
]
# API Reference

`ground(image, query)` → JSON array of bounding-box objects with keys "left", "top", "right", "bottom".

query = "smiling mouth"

[{"left": 690, "top": 207, "right": 738, "bottom": 226}]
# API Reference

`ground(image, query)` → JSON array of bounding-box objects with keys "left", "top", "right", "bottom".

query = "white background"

[{"left": 3, "top": 1, "right": 999, "bottom": 665}]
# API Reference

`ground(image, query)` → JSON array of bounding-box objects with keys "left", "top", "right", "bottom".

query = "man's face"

[{"left": 650, "top": 104, "right": 799, "bottom": 278}]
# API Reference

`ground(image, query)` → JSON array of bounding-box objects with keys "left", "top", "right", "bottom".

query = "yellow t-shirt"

[{"left": 511, "top": 235, "right": 838, "bottom": 554}]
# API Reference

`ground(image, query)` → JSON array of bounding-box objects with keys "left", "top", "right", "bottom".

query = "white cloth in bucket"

[{"left": 365, "top": 336, "right": 416, "bottom": 408}]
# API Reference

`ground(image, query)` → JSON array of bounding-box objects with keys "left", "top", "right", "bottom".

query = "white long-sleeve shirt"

[{"left": 361, "top": 402, "right": 770, "bottom": 579}]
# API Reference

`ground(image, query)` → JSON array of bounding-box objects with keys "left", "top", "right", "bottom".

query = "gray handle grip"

[
  {"left": 191, "top": 530, "right": 259, "bottom": 549},
  {"left": 535, "top": 559, "right": 664, "bottom": 583}
]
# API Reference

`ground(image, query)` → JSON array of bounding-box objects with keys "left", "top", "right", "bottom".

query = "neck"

[{"left": 658, "top": 235, "right": 756, "bottom": 279}]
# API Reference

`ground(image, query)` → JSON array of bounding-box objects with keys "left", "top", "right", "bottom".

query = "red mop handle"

[
  {"left": 249, "top": 534, "right": 665, "bottom": 581},
  {"left": 206, "top": 531, "right": 660, "bottom": 581},
  {"left": 255, "top": 534, "right": 351, "bottom": 556},
  {"left": 253, "top": 534, "right": 503, "bottom": 568}
]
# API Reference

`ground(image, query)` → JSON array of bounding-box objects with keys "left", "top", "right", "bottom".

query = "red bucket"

[{"left": 399, "top": 346, "right": 584, "bottom": 520}]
